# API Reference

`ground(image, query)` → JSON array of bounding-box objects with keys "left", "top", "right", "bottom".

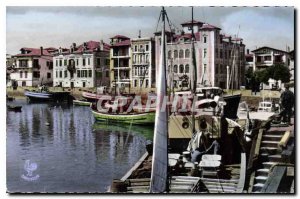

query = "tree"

[{"left": 254, "top": 64, "right": 291, "bottom": 84}]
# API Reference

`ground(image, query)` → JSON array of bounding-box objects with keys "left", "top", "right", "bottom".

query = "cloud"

[{"left": 6, "top": 6, "right": 294, "bottom": 54}]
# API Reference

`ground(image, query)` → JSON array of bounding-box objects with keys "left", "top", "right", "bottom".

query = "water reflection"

[{"left": 7, "top": 100, "right": 154, "bottom": 193}]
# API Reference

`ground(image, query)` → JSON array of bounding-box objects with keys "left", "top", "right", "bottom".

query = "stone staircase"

[{"left": 252, "top": 129, "right": 286, "bottom": 192}]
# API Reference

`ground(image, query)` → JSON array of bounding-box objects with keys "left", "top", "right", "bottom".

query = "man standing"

[{"left": 280, "top": 85, "right": 294, "bottom": 125}]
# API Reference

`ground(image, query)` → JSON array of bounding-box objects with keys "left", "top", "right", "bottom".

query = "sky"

[{"left": 6, "top": 6, "right": 294, "bottom": 54}]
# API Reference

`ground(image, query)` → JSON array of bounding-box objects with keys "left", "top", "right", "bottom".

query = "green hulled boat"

[
  {"left": 93, "top": 123, "right": 154, "bottom": 140},
  {"left": 73, "top": 99, "right": 92, "bottom": 106},
  {"left": 91, "top": 109, "right": 155, "bottom": 125}
]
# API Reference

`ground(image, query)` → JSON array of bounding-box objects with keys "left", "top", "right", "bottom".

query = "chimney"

[
  {"left": 247, "top": 49, "right": 249, "bottom": 54},
  {"left": 138, "top": 30, "right": 141, "bottom": 38},
  {"left": 100, "top": 40, "right": 104, "bottom": 51},
  {"left": 40, "top": 46, "right": 43, "bottom": 56}
]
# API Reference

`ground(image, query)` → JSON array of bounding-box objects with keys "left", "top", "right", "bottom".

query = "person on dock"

[
  {"left": 187, "top": 118, "right": 210, "bottom": 163},
  {"left": 280, "top": 85, "right": 294, "bottom": 125}
]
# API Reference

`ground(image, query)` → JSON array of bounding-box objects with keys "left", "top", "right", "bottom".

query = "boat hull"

[
  {"left": 91, "top": 110, "right": 155, "bottom": 125},
  {"left": 24, "top": 90, "right": 71, "bottom": 102},
  {"left": 73, "top": 100, "right": 91, "bottom": 106}
]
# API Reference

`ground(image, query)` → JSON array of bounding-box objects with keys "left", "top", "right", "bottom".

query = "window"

[
  {"left": 224, "top": 51, "right": 227, "bottom": 59},
  {"left": 20, "top": 60, "right": 28, "bottom": 67},
  {"left": 203, "top": 36, "right": 207, "bottom": 43},
  {"left": 145, "top": 79, "right": 149, "bottom": 87},
  {"left": 88, "top": 58, "right": 90, "bottom": 65},
  {"left": 83, "top": 58, "right": 86, "bottom": 66},
  {"left": 140, "top": 80, "right": 143, "bottom": 87},
  {"left": 59, "top": 60, "right": 62, "bottom": 66},
  {"left": 168, "top": 50, "right": 172, "bottom": 59},
  {"left": 59, "top": 71, "right": 62, "bottom": 78},
  {"left": 64, "top": 59, "right": 67, "bottom": 66},
  {"left": 20, "top": 71, "right": 23, "bottom": 78},
  {"left": 265, "top": 56, "right": 271, "bottom": 61},
  {"left": 89, "top": 70, "right": 92, "bottom": 77},
  {"left": 179, "top": 50, "right": 184, "bottom": 58},
  {"left": 47, "top": 72, "right": 51, "bottom": 79},
  {"left": 134, "top": 80, "right": 137, "bottom": 87},
  {"left": 97, "top": 58, "right": 101, "bottom": 66},
  {"left": 64, "top": 70, "right": 67, "bottom": 78},
  {"left": 33, "top": 59, "right": 39, "bottom": 68},
  {"left": 220, "top": 50, "right": 223, "bottom": 59},
  {"left": 179, "top": 65, "right": 184, "bottom": 73},
  {"left": 215, "top": 48, "right": 218, "bottom": 58},
  {"left": 105, "top": 59, "right": 110, "bottom": 65},
  {"left": 77, "top": 70, "right": 81, "bottom": 78},
  {"left": 174, "top": 50, "right": 178, "bottom": 58},
  {"left": 146, "top": 44, "right": 149, "bottom": 51},
  {"left": 76, "top": 59, "right": 79, "bottom": 66},
  {"left": 134, "top": 45, "right": 137, "bottom": 52},
  {"left": 185, "top": 64, "right": 189, "bottom": 73},
  {"left": 25, "top": 71, "right": 28, "bottom": 78},
  {"left": 145, "top": 54, "right": 149, "bottom": 63},
  {"left": 174, "top": 65, "right": 178, "bottom": 73},
  {"left": 48, "top": 62, "right": 53, "bottom": 69},
  {"left": 33, "top": 71, "right": 40, "bottom": 78},
  {"left": 56, "top": 71, "right": 58, "bottom": 78},
  {"left": 203, "top": 49, "right": 207, "bottom": 58},
  {"left": 106, "top": 71, "right": 109, "bottom": 77},
  {"left": 216, "top": 64, "right": 218, "bottom": 74},
  {"left": 96, "top": 71, "right": 102, "bottom": 78},
  {"left": 56, "top": 60, "right": 58, "bottom": 67},
  {"left": 185, "top": 49, "right": 190, "bottom": 58}
]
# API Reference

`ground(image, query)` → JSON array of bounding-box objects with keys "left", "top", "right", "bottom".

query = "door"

[
  {"left": 71, "top": 82, "right": 74, "bottom": 89},
  {"left": 83, "top": 82, "right": 86, "bottom": 88}
]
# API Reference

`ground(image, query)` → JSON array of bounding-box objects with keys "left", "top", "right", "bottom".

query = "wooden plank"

[
  {"left": 200, "top": 178, "right": 239, "bottom": 183},
  {"left": 236, "top": 153, "right": 246, "bottom": 193},
  {"left": 260, "top": 166, "right": 286, "bottom": 193},
  {"left": 127, "top": 178, "right": 150, "bottom": 183},
  {"left": 286, "top": 167, "right": 294, "bottom": 177},
  {"left": 120, "top": 152, "right": 149, "bottom": 181}
]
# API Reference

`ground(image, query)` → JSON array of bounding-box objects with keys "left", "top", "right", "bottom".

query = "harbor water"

[{"left": 6, "top": 99, "right": 153, "bottom": 193}]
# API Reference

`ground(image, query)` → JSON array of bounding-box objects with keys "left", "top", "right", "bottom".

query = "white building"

[
  {"left": 53, "top": 41, "right": 110, "bottom": 88},
  {"left": 131, "top": 37, "right": 155, "bottom": 89},
  {"left": 251, "top": 46, "right": 291, "bottom": 89}
]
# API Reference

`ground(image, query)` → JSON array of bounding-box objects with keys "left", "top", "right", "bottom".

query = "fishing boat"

[
  {"left": 7, "top": 105, "right": 22, "bottom": 112},
  {"left": 82, "top": 86, "right": 110, "bottom": 101},
  {"left": 24, "top": 86, "right": 70, "bottom": 102},
  {"left": 91, "top": 108, "right": 155, "bottom": 125},
  {"left": 73, "top": 99, "right": 91, "bottom": 106}
]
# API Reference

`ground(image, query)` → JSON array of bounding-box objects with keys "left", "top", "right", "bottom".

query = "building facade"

[
  {"left": 53, "top": 41, "right": 110, "bottom": 88},
  {"left": 109, "top": 35, "right": 132, "bottom": 90},
  {"left": 131, "top": 37, "right": 155, "bottom": 89},
  {"left": 155, "top": 20, "right": 245, "bottom": 90},
  {"left": 251, "top": 46, "right": 291, "bottom": 89},
  {"left": 11, "top": 47, "right": 54, "bottom": 87}
]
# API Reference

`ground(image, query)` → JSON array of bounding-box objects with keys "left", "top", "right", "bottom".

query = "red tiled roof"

[
  {"left": 200, "top": 23, "right": 221, "bottom": 30},
  {"left": 111, "top": 39, "right": 131, "bottom": 47},
  {"left": 74, "top": 41, "right": 110, "bottom": 53},
  {"left": 110, "top": 35, "right": 130, "bottom": 39},
  {"left": 181, "top": 20, "right": 204, "bottom": 26},
  {"left": 14, "top": 47, "right": 53, "bottom": 57}
]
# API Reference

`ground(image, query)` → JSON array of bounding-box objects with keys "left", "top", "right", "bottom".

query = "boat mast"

[
  {"left": 150, "top": 7, "right": 169, "bottom": 193},
  {"left": 191, "top": 7, "right": 197, "bottom": 135}
]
